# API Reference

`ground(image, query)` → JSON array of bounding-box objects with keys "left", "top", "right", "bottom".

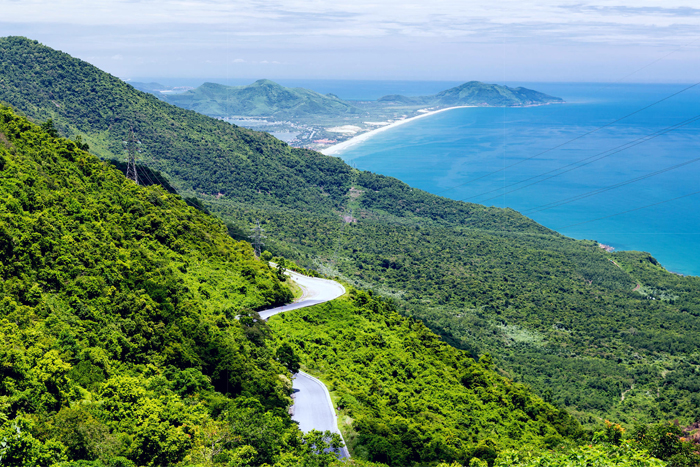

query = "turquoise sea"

[
  {"left": 330, "top": 82, "right": 700, "bottom": 277},
  {"left": 144, "top": 78, "right": 700, "bottom": 276}
]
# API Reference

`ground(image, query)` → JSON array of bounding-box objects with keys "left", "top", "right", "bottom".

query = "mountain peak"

[{"left": 253, "top": 79, "right": 281, "bottom": 87}]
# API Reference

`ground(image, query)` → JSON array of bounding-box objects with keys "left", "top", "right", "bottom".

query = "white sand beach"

[{"left": 321, "top": 106, "right": 474, "bottom": 156}]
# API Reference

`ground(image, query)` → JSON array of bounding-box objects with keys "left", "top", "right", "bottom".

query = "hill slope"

[
  {"left": 161, "top": 79, "right": 360, "bottom": 118},
  {"left": 0, "top": 105, "right": 593, "bottom": 467},
  {"left": 270, "top": 289, "right": 582, "bottom": 465},
  {"left": 0, "top": 37, "right": 353, "bottom": 213},
  {"left": 2, "top": 36, "right": 700, "bottom": 431},
  {"left": 0, "top": 105, "right": 332, "bottom": 466}
]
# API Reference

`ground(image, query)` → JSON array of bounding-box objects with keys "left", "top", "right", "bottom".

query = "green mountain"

[
  {"left": 377, "top": 81, "right": 564, "bottom": 107},
  {"left": 138, "top": 79, "right": 561, "bottom": 123},
  {"left": 160, "top": 79, "right": 360, "bottom": 118},
  {"left": 2, "top": 35, "right": 700, "bottom": 447},
  {"left": 0, "top": 37, "right": 353, "bottom": 213}
]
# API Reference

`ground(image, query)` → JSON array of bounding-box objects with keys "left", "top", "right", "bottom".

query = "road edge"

[{"left": 296, "top": 371, "right": 351, "bottom": 459}]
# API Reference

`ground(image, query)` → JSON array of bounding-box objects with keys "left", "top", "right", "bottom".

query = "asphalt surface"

[
  {"left": 258, "top": 269, "right": 349, "bottom": 458},
  {"left": 258, "top": 270, "right": 345, "bottom": 320},
  {"left": 292, "top": 371, "right": 351, "bottom": 459}
]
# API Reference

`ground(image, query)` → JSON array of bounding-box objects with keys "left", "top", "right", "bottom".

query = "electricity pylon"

[
  {"left": 125, "top": 126, "right": 140, "bottom": 184},
  {"left": 250, "top": 220, "right": 266, "bottom": 257}
]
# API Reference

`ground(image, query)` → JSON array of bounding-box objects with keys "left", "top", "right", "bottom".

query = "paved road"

[
  {"left": 258, "top": 269, "right": 349, "bottom": 458},
  {"left": 292, "top": 371, "right": 351, "bottom": 459},
  {"left": 259, "top": 271, "right": 345, "bottom": 320}
]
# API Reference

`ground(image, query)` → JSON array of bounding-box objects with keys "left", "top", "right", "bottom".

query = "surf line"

[{"left": 321, "top": 106, "right": 474, "bottom": 156}]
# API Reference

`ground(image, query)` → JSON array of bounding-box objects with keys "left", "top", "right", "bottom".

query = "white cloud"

[
  {"left": 4, "top": 0, "right": 699, "bottom": 42},
  {"left": 2, "top": 0, "right": 699, "bottom": 81}
]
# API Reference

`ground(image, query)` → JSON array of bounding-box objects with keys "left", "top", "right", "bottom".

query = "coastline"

[{"left": 321, "top": 106, "right": 474, "bottom": 156}]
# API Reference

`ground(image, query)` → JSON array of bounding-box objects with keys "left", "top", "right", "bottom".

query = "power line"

[
  {"left": 527, "top": 154, "right": 700, "bottom": 215},
  {"left": 594, "top": 37, "right": 700, "bottom": 90},
  {"left": 138, "top": 159, "right": 173, "bottom": 192},
  {"left": 559, "top": 189, "right": 700, "bottom": 230},
  {"left": 124, "top": 126, "right": 140, "bottom": 184},
  {"left": 472, "top": 113, "right": 700, "bottom": 205},
  {"left": 433, "top": 79, "right": 700, "bottom": 197},
  {"left": 136, "top": 165, "right": 155, "bottom": 186}
]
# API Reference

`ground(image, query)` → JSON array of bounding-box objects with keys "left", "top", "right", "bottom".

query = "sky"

[{"left": 1, "top": 0, "right": 699, "bottom": 83}]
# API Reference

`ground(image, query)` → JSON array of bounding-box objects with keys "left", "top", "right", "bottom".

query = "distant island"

[{"left": 132, "top": 79, "right": 563, "bottom": 151}]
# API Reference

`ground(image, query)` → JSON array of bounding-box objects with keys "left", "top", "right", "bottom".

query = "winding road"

[
  {"left": 259, "top": 269, "right": 350, "bottom": 459},
  {"left": 258, "top": 270, "right": 345, "bottom": 320}
]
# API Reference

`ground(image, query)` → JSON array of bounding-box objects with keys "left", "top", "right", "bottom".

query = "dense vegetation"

[
  {"left": 271, "top": 290, "right": 700, "bottom": 466},
  {"left": 159, "top": 80, "right": 360, "bottom": 119},
  {"left": 269, "top": 289, "right": 582, "bottom": 465},
  {"left": 2, "top": 35, "right": 700, "bottom": 435},
  {"left": 216, "top": 177, "right": 700, "bottom": 428},
  {"left": 0, "top": 37, "right": 353, "bottom": 213},
  {"left": 5, "top": 101, "right": 679, "bottom": 467},
  {"left": 0, "top": 106, "right": 351, "bottom": 466}
]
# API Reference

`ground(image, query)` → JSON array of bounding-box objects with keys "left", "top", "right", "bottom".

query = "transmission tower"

[
  {"left": 250, "top": 220, "right": 266, "bottom": 257},
  {"left": 125, "top": 126, "right": 140, "bottom": 184}
]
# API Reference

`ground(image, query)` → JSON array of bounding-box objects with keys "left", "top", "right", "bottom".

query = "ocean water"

[{"left": 333, "top": 83, "right": 700, "bottom": 277}]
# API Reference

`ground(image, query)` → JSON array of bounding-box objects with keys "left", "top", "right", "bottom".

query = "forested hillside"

[
  {"left": 2, "top": 36, "right": 700, "bottom": 431},
  {"left": 0, "top": 105, "right": 353, "bottom": 466},
  {"left": 0, "top": 37, "right": 353, "bottom": 213},
  {"left": 1, "top": 103, "right": 665, "bottom": 467},
  {"left": 269, "top": 289, "right": 582, "bottom": 465},
  {"left": 270, "top": 289, "right": 700, "bottom": 466}
]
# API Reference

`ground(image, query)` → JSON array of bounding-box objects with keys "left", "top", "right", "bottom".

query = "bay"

[{"left": 334, "top": 83, "right": 700, "bottom": 277}]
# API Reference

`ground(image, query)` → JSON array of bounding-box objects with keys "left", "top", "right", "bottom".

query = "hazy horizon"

[{"left": 2, "top": 0, "right": 699, "bottom": 84}]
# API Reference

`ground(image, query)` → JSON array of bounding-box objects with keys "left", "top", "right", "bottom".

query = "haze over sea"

[{"left": 322, "top": 82, "right": 700, "bottom": 277}]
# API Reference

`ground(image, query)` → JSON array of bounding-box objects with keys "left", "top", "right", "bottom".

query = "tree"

[
  {"left": 277, "top": 342, "right": 301, "bottom": 374},
  {"left": 40, "top": 119, "right": 59, "bottom": 137}
]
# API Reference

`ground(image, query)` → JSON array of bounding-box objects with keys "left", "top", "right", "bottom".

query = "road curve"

[
  {"left": 258, "top": 269, "right": 349, "bottom": 458},
  {"left": 259, "top": 271, "right": 345, "bottom": 320}
]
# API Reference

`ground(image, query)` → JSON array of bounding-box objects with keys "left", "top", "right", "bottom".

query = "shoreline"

[{"left": 321, "top": 106, "right": 474, "bottom": 156}]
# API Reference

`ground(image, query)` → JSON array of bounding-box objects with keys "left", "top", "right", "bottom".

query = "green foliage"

[
  {"left": 4, "top": 35, "right": 700, "bottom": 430},
  {"left": 0, "top": 36, "right": 354, "bottom": 214},
  {"left": 0, "top": 416, "right": 66, "bottom": 467},
  {"left": 632, "top": 422, "right": 700, "bottom": 467},
  {"left": 490, "top": 442, "right": 667, "bottom": 467},
  {"left": 234, "top": 197, "right": 700, "bottom": 425},
  {"left": 272, "top": 255, "right": 322, "bottom": 278},
  {"left": 0, "top": 105, "right": 344, "bottom": 466},
  {"left": 269, "top": 289, "right": 583, "bottom": 466},
  {"left": 276, "top": 342, "right": 301, "bottom": 374}
]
